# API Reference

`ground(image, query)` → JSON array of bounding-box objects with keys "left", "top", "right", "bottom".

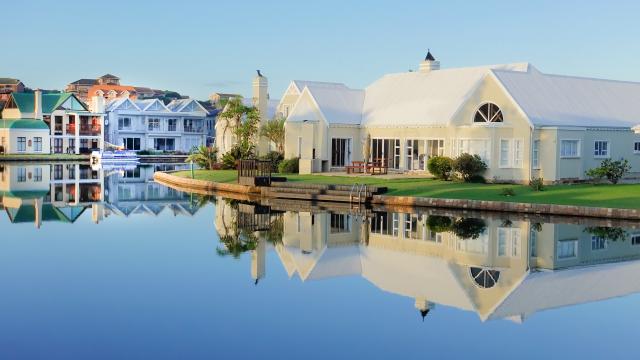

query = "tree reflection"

[
  {"left": 426, "top": 215, "right": 487, "bottom": 240},
  {"left": 584, "top": 226, "right": 628, "bottom": 242}
]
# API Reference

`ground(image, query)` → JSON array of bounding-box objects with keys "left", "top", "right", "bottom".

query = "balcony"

[
  {"left": 66, "top": 124, "right": 76, "bottom": 135},
  {"left": 183, "top": 126, "right": 203, "bottom": 133},
  {"left": 80, "top": 124, "right": 101, "bottom": 136},
  {"left": 54, "top": 124, "right": 63, "bottom": 135}
]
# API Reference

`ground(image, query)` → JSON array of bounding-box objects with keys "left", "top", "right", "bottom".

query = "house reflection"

[
  {"left": 0, "top": 163, "right": 104, "bottom": 227},
  {"left": 102, "top": 163, "right": 202, "bottom": 218},
  {"left": 214, "top": 197, "right": 640, "bottom": 323},
  {"left": 0, "top": 163, "right": 204, "bottom": 226}
]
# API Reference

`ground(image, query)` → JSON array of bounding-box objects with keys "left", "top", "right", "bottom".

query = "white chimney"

[
  {"left": 253, "top": 70, "right": 269, "bottom": 154},
  {"left": 34, "top": 88, "right": 43, "bottom": 120},
  {"left": 419, "top": 50, "right": 440, "bottom": 74},
  {"left": 91, "top": 90, "right": 105, "bottom": 113}
]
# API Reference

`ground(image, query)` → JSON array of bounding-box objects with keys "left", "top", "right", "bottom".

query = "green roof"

[
  {"left": 0, "top": 190, "right": 49, "bottom": 199},
  {"left": 0, "top": 119, "right": 49, "bottom": 130},
  {"left": 11, "top": 92, "right": 83, "bottom": 114},
  {"left": 6, "top": 204, "right": 79, "bottom": 224}
]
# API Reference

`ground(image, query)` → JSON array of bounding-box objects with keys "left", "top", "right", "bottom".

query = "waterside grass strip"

[{"left": 155, "top": 171, "right": 640, "bottom": 220}]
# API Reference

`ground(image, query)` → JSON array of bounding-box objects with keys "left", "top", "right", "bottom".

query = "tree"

[
  {"left": 260, "top": 116, "right": 286, "bottom": 153},
  {"left": 186, "top": 145, "right": 218, "bottom": 170},
  {"left": 218, "top": 97, "right": 261, "bottom": 155}
]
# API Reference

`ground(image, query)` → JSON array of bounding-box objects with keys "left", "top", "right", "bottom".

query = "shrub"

[
  {"left": 453, "top": 153, "right": 487, "bottom": 182},
  {"left": 500, "top": 188, "right": 516, "bottom": 197},
  {"left": 426, "top": 215, "right": 453, "bottom": 233},
  {"left": 529, "top": 177, "right": 545, "bottom": 191},
  {"left": 220, "top": 143, "right": 255, "bottom": 170},
  {"left": 586, "top": 158, "right": 631, "bottom": 184},
  {"left": 427, "top": 156, "right": 454, "bottom": 180},
  {"left": 259, "top": 151, "right": 284, "bottom": 172},
  {"left": 186, "top": 145, "right": 218, "bottom": 170},
  {"left": 278, "top": 157, "right": 299, "bottom": 174}
]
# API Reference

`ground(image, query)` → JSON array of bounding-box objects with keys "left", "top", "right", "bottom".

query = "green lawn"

[{"left": 173, "top": 170, "right": 640, "bottom": 209}]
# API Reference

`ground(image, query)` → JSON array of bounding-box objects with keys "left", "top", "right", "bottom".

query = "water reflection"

[
  {"left": 214, "top": 197, "right": 640, "bottom": 323},
  {"left": 0, "top": 162, "right": 204, "bottom": 227}
]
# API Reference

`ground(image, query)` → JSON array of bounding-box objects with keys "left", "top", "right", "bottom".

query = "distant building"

[
  {"left": 93, "top": 93, "right": 208, "bottom": 152},
  {"left": 65, "top": 74, "right": 122, "bottom": 101},
  {"left": 209, "top": 92, "right": 241, "bottom": 107},
  {"left": 1, "top": 90, "right": 104, "bottom": 154},
  {"left": 0, "top": 77, "right": 25, "bottom": 102}
]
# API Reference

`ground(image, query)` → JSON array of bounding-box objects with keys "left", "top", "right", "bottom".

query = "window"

[
  {"left": 530, "top": 229, "right": 538, "bottom": 257},
  {"left": 557, "top": 239, "right": 578, "bottom": 259},
  {"left": 635, "top": 142, "right": 640, "bottom": 154},
  {"left": 532, "top": 140, "right": 540, "bottom": 169},
  {"left": 330, "top": 214, "right": 351, "bottom": 233},
  {"left": 470, "top": 267, "right": 500, "bottom": 288},
  {"left": 53, "top": 138, "right": 63, "bottom": 153},
  {"left": 632, "top": 234, "right": 640, "bottom": 245},
  {"left": 168, "top": 119, "right": 177, "bottom": 132},
  {"left": 497, "top": 228, "right": 521, "bottom": 257},
  {"left": 591, "top": 236, "right": 607, "bottom": 251},
  {"left": 53, "top": 164, "right": 63, "bottom": 180},
  {"left": 34, "top": 167, "right": 42, "bottom": 182},
  {"left": 560, "top": 140, "right": 580, "bottom": 158},
  {"left": 148, "top": 118, "right": 160, "bottom": 131},
  {"left": 124, "top": 138, "right": 141, "bottom": 151},
  {"left": 331, "top": 138, "right": 351, "bottom": 167},
  {"left": 371, "top": 138, "right": 401, "bottom": 169},
  {"left": 513, "top": 139, "right": 523, "bottom": 168},
  {"left": 594, "top": 140, "right": 609, "bottom": 158},
  {"left": 473, "top": 103, "right": 503, "bottom": 123},
  {"left": 33, "top": 137, "right": 42, "bottom": 152},
  {"left": 153, "top": 138, "right": 175, "bottom": 151},
  {"left": 455, "top": 139, "right": 491, "bottom": 164},
  {"left": 17, "top": 137, "right": 26, "bottom": 152},
  {"left": 17, "top": 167, "right": 26, "bottom": 182},
  {"left": 500, "top": 139, "right": 510, "bottom": 168},
  {"left": 118, "top": 117, "right": 131, "bottom": 130},
  {"left": 404, "top": 214, "right": 421, "bottom": 240}
]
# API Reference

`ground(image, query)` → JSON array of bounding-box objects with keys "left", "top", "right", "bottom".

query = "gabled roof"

[
  {"left": 88, "top": 85, "right": 136, "bottom": 98},
  {"left": 166, "top": 98, "right": 208, "bottom": 113},
  {"left": 362, "top": 63, "right": 530, "bottom": 127},
  {"left": 288, "top": 83, "right": 364, "bottom": 125},
  {"left": 9, "top": 92, "right": 87, "bottom": 114},
  {"left": 492, "top": 67, "right": 640, "bottom": 128},
  {"left": 291, "top": 80, "right": 348, "bottom": 94},
  {"left": 105, "top": 97, "right": 141, "bottom": 112},
  {"left": 134, "top": 98, "right": 170, "bottom": 112},
  {"left": 0, "top": 119, "right": 49, "bottom": 130}
]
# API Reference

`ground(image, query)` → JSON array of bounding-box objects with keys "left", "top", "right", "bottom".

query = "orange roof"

[{"left": 87, "top": 84, "right": 137, "bottom": 99}]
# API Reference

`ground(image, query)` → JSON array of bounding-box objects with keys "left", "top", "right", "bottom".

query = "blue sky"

[{"left": 3, "top": 0, "right": 640, "bottom": 100}]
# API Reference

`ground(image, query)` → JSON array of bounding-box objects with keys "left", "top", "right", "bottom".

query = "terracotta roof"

[{"left": 88, "top": 84, "right": 136, "bottom": 98}]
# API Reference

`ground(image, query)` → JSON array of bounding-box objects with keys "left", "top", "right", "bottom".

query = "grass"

[
  {"left": 0, "top": 154, "right": 88, "bottom": 160},
  {"left": 173, "top": 170, "right": 640, "bottom": 209}
]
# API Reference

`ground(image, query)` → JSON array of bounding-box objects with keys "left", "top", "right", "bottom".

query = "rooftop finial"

[{"left": 425, "top": 49, "right": 436, "bottom": 61}]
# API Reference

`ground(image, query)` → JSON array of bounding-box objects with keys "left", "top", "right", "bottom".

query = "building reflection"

[
  {"left": 214, "top": 197, "right": 640, "bottom": 323},
  {"left": 0, "top": 163, "right": 204, "bottom": 227}
]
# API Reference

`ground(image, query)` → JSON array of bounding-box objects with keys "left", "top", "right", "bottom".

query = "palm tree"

[
  {"left": 186, "top": 145, "right": 218, "bottom": 170},
  {"left": 260, "top": 116, "right": 286, "bottom": 153}
]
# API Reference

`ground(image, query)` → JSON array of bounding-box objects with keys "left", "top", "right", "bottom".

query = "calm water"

[{"left": 1, "top": 162, "right": 640, "bottom": 359}]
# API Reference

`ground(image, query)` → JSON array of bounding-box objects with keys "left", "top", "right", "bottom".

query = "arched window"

[
  {"left": 474, "top": 103, "right": 503, "bottom": 123},
  {"left": 469, "top": 267, "right": 500, "bottom": 288}
]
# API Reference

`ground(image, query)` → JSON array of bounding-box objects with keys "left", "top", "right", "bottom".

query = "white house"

[
  {"left": 92, "top": 92, "right": 209, "bottom": 152},
  {"left": 1, "top": 90, "right": 104, "bottom": 154},
  {"left": 283, "top": 52, "right": 640, "bottom": 182}
]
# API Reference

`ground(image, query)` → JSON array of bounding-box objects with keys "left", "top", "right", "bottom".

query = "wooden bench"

[{"left": 345, "top": 161, "right": 388, "bottom": 175}]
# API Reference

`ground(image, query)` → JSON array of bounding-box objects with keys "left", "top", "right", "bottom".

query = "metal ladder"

[{"left": 349, "top": 183, "right": 368, "bottom": 211}]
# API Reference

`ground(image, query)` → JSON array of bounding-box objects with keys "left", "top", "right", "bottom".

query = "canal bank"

[{"left": 153, "top": 171, "right": 640, "bottom": 220}]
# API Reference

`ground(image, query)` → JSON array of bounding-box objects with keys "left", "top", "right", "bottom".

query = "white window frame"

[
  {"left": 594, "top": 140, "right": 610, "bottom": 159},
  {"left": 591, "top": 236, "right": 608, "bottom": 251},
  {"left": 560, "top": 139, "right": 581, "bottom": 159},
  {"left": 513, "top": 139, "right": 523, "bottom": 168},
  {"left": 632, "top": 233, "right": 640, "bottom": 246},
  {"left": 118, "top": 117, "right": 131, "bottom": 130},
  {"left": 17, "top": 137, "right": 26, "bottom": 152},
  {"left": 557, "top": 239, "right": 578, "bottom": 260},
  {"left": 497, "top": 227, "right": 521, "bottom": 258},
  {"left": 499, "top": 139, "right": 511, "bottom": 168},
  {"left": 33, "top": 137, "right": 42, "bottom": 152},
  {"left": 454, "top": 138, "right": 491, "bottom": 165},
  {"left": 532, "top": 140, "right": 540, "bottom": 169}
]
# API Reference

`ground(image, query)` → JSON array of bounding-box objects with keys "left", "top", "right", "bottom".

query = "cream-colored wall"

[
  {"left": 0, "top": 129, "right": 50, "bottom": 154},
  {"left": 0, "top": 164, "right": 51, "bottom": 193}
]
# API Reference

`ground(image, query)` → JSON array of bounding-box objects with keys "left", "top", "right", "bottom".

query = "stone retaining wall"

[{"left": 153, "top": 171, "right": 640, "bottom": 220}]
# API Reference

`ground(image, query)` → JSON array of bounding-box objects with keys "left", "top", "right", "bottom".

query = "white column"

[{"left": 74, "top": 115, "right": 80, "bottom": 154}]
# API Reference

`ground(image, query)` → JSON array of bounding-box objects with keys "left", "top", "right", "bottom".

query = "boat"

[{"left": 90, "top": 150, "right": 140, "bottom": 165}]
